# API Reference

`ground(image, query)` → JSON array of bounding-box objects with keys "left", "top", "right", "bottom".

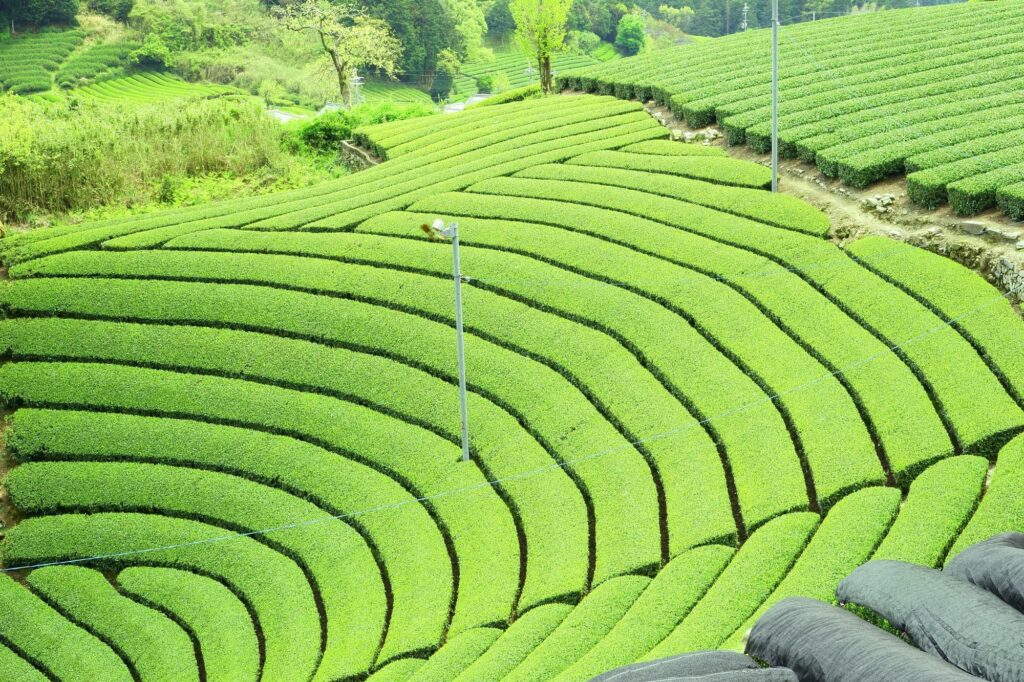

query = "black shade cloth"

[
  {"left": 837, "top": 560, "right": 1024, "bottom": 682},
  {"left": 746, "top": 597, "right": 981, "bottom": 681},
  {"left": 589, "top": 650, "right": 796, "bottom": 682},
  {"left": 946, "top": 532, "right": 1024, "bottom": 614}
]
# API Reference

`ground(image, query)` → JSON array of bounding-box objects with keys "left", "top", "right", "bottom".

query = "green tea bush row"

[
  {"left": 567, "top": 150, "right": 772, "bottom": 189},
  {"left": 453, "top": 604, "right": 572, "bottom": 681},
  {"left": 948, "top": 162, "right": 1024, "bottom": 216},
  {"left": 871, "top": 456, "right": 987, "bottom": 567},
  {"left": 7, "top": 405, "right": 457, "bottom": 663},
  {"left": 406, "top": 628, "right": 501, "bottom": 682},
  {"left": 619, "top": 139, "right": 727, "bottom": 157},
  {"left": 513, "top": 163, "right": 829, "bottom": 235},
  {"left": 0, "top": 643, "right": 47, "bottom": 682},
  {"left": 0, "top": 301, "right": 564, "bottom": 631},
  {"left": 26, "top": 565, "right": 199, "bottom": 682},
  {"left": 7, "top": 459, "right": 385, "bottom": 680},
  {"left": 0, "top": 272, "right": 592, "bottom": 610},
  {"left": 557, "top": 545, "right": 734, "bottom": 680},
  {"left": 997, "top": 181, "right": 1024, "bottom": 221},
  {"left": 848, "top": 236, "right": 1024, "bottom": 405},
  {"left": 116, "top": 566, "right": 261, "bottom": 682},
  {"left": 945, "top": 433, "right": 1024, "bottom": 561},
  {"left": 504, "top": 576, "right": 651, "bottom": 681},
  {"left": 644, "top": 512, "right": 818, "bottom": 657},
  {"left": 906, "top": 128, "right": 1024, "bottom": 174},
  {"left": 1, "top": 512, "right": 321, "bottom": 681},
  {"left": 0, "top": 574, "right": 131, "bottom": 680},
  {"left": 720, "top": 486, "right": 900, "bottom": 649},
  {"left": 464, "top": 84, "right": 542, "bottom": 108}
]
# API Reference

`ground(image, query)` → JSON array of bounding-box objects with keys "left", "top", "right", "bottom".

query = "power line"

[{"left": 2, "top": 276, "right": 1018, "bottom": 574}]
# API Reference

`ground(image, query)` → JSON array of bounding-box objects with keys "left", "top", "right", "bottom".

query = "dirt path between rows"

[{"left": 640, "top": 102, "right": 1024, "bottom": 307}]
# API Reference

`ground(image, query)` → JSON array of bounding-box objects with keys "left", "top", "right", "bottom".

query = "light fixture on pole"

[{"left": 422, "top": 219, "right": 472, "bottom": 462}]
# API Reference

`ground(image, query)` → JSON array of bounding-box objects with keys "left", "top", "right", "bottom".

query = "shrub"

[
  {"left": 129, "top": 32, "right": 171, "bottom": 68},
  {"left": 614, "top": 14, "right": 646, "bottom": 56},
  {"left": 282, "top": 102, "right": 435, "bottom": 155}
]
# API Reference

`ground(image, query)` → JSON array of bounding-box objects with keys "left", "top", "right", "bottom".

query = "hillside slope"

[
  {"left": 559, "top": 0, "right": 1024, "bottom": 220},
  {"left": 0, "top": 96, "right": 1022, "bottom": 680}
]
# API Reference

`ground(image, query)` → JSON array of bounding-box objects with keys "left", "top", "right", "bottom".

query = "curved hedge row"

[{"left": 0, "top": 94, "right": 1021, "bottom": 680}]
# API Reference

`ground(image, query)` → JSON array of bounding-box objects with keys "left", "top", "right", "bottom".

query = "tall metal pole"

[
  {"left": 450, "top": 223, "right": 471, "bottom": 462},
  {"left": 771, "top": 0, "right": 779, "bottom": 193}
]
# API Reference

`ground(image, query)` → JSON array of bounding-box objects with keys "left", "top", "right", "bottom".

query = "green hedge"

[
  {"left": 7, "top": 460, "right": 385, "bottom": 680},
  {"left": 26, "top": 565, "right": 198, "bottom": 682},
  {"left": 946, "top": 433, "right": 1024, "bottom": 561},
  {"left": 0, "top": 643, "right": 47, "bottom": 682},
  {"left": 406, "top": 627, "right": 501, "bottom": 682},
  {"left": 511, "top": 163, "right": 830, "bottom": 236},
  {"left": 619, "top": 139, "right": 728, "bottom": 157},
  {"left": 948, "top": 162, "right": 1024, "bottom": 216},
  {"left": 558, "top": 544, "right": 735, "bottom": 680},
  {"left": 568, "top": 150, "right": 772, "bottom": 189},
  {"left": 644, "top": 512, "right": 819, "bottom": 658},
  {"left": 848, "top": 236, "right": 1024, "bottom": 407},
  {"left": 0, "top": 574, "right": 131, "bottom": 681},
  {"left": 116, "top": 566, "right": 260, "bottom": 682},
  {"left": 872, "top": 456, "right": 987, "bottom": 567},
  {"left": 996, "top": 181, "right": 1024, "bottom": 221},
  {"left": 452, "top": 604, "right": 572, "bottom": 681},
  {"left": 2, "top": 513, "right": 320, "bottom": 681},
  {"left": 504, "top": 575, "right": 651, "bottom": 681},
  {"left": 720, "top": 486, "right": 900, "bottom": 649},
  {"left": 907, "top": 145, "right": 1024, "bottom": 209}
]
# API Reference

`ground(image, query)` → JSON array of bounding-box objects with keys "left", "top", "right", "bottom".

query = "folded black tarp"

[
  {"left": 946, "top": 532, "right": 1024, "bottom": 614},
  {"left": 837, "top": 559, "right": 1024, "bottom": 682},
  {"left": 745, "top": 597, "right": 981, "bottom": 681},
  {"left": 589, "top": 650, "right": 797, "bottom": 682}
]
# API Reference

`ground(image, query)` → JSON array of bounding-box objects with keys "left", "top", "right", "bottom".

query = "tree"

[
  {"left": 614, "top": 13, "right": 645, "bottom": 54},
  {"left": 510, "top": 0, "right": 573, "bottom": 94},
  {"left": 1, "top": 0, "right": 79, "bottom": 30},
  {"left": 273, "top": 0, "right": 402, "bottom": 108}
]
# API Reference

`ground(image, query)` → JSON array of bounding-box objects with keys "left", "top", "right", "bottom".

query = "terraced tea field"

[
  {"left": 461, "top": 49, "right": 602, "bottom": 92},
  {"left": 0, "top": 29, "right": 85, "bottom": 94},
  {"left": 68, "top": 72, "right": 240, "bottom": 103},
  {"left": 1, "top": 94, "right": 1023, "bottom": 680},
  {"left": 559, "top": 0, "right": 1024, "bottom": 219}
]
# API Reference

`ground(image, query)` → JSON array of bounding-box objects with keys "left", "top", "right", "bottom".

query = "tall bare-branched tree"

[
  {"left": 273, "top": 0, "right": 402, "bottom": 107},
  {"left": 509, "top": 0, "right": 573, "bottom": 94}
]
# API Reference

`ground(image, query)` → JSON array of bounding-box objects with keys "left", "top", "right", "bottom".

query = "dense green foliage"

[
  {"left": 0, "top": 94, "right": 328, "bottom": 223},
  {"left": 559, "top": 0, "right": 1024, "bottom": 218},
  {"left": 0, "top": 93, "right": 1021, "bottom": 680}
]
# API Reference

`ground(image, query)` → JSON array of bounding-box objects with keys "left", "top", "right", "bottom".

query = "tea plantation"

[
  {"left": 559, "top": 0, "right": 1024, "bottom": 219},
  {"left": 0, "top": 94, "right": 1023, "bottom": 680}
]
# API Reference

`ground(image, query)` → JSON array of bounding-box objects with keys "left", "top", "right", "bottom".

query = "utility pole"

[
  {"left": 771, "top": 0, "right": 779, "bottom": 193},
  {"left": 741, "top": 2, "right": 749, "bottom": 31},
  {"left": 425, "top": 220, "right": 472, "bottom": 462}
]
